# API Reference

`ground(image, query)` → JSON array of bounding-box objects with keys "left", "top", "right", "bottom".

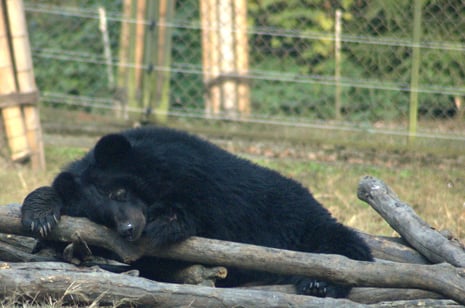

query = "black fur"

[{"left": 21, "top": 126, "right": 373, "bottom": 297}]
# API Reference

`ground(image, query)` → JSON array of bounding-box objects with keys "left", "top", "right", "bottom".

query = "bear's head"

[{"left": 55, "top": 134, "right": 148, "bottom": 241}]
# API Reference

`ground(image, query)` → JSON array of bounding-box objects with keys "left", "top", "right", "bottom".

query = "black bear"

[{"left": 21, "top": 126, "right": 372, "bottom": 298}]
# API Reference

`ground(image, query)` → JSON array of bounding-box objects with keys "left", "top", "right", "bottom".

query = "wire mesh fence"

[{"left": 23, "top": 0, "right": 465, "bottom": 143}]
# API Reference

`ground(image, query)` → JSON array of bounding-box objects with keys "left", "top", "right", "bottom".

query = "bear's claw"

[{"left": 21, "top": 186, "right": 62, "bottom": 238}]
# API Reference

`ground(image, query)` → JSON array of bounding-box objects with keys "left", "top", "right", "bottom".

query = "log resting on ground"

[
  {"left": 358, "top": 176, "right": 465, "bottom": 267},
  {"left": 0, "top": 203, "right": 464, "bottom": 304}
]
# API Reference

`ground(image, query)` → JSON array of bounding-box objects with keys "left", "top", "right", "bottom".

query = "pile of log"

[{"left": 0, "top": 176, "right": 464, "bottom": 307}]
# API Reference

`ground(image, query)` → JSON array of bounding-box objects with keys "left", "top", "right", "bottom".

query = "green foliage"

[
  {"left": 27, "top": 1, "right": 121, "bottom": 102},
  {"left": 168, "top": 1, "right": 204, "bottom": 110},
  {"left": 25, "top": 0, "right": 465, "bottom": 121},
  {"left": 249, "top": 0, "right": 355, "bottom": 59}
]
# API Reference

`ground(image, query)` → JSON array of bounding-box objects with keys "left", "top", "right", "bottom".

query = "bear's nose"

[{"left": 118, "top": 223, "right": 135, "bottom": 240}]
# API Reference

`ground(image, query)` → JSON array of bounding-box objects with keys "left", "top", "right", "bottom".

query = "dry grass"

[
  {"left": 0, "top": 147, "right": 87, "bottom": 205},
  {"left": 0, "top": 282, "right": 121, "bottom": 307},
  {"left": 1, "top": 141, "right": 463, "bottom": 241},
  {"left": 0, "top": 134, "right": 463, "bottom": 307},
  {"left": 252, "top": 155, "right": 465, "bottom": 241}
]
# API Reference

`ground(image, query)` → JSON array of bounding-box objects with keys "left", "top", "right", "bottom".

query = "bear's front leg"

[{"left": 21, "top": 186, "right": 62, "bottom": 237}]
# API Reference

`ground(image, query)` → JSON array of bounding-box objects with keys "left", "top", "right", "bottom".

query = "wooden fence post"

[
  {"left": 234, "top": 0, "right": 250, "bottom": 116},
  {"left": 115, "top": 0, "right": 132, "bottom": 119},
  {"left": 0, "top": 0, "right": 29, "bottom": 162},
  {"left": 408, "top": 0, "right": 423, "bottom": 144},
  {"left": 0, "top": 0, "right": 45, "bottom": 169},
  {"left": 201, "top": 0, "right": 221, "bottom": 116},
  {"left": 200, "top": 0, "right": 250, "bottom": 118},
  {"left": 7, "top": 0, "right": 44, "bottom": 169}
]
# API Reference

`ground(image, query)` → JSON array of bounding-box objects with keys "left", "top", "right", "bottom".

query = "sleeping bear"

[{"left": 21, "top": 126, "right": 372, "bottom": 298}]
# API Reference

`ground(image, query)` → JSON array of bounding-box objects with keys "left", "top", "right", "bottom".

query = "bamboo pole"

[
  {"left": 218, "top": 0, "right": 236, "bottom": 116},
  {"left": 202, "top": 0, "right": 249, "bottom": 117},
  {"left": 134, "top": 0, "right": 146, "bottom": 98},
  {"left": 334, "top": 9, "right": 342, "bottom": 120},
  {"left": 98, "top": 7, "right": 114, "bottom": 89},
  {"left": 142, "top": 0, "right": 158, "bottom": 116},
  {"left": 153, "top": 0, "right": 175, "bottom": 123},
  {"left": 233, "top": 0, "right": 250, "bottom": 116},
  {"left": 408, "top": 0, "right": 422, "bottom": 144},
  {"left": 200, "top": 0, "right": 212, "bottom": 115},
  {"left": 5, "top": 0, "right": 45, "bottom": 169},
  {"left": 115, "top": 0, "right": 132, "bottom": 119},
  {"left": 126, "top": 0, "right": 139, "bottom": 110},
  {"left": 201, "top": 0, "right": 221, "bottom": 116},
  {"left": 0, "top": 0, "right": 30, "bottom": 162},
  {"left": 141, "top": 0, "right": 175, "bottom": 123}
]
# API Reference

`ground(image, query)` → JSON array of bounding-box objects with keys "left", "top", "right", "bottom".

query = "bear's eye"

[{"left": 109, "top": 188, "right": 128, "bottom": 201}]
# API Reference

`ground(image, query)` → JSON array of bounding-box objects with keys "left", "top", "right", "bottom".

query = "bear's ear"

[
  {"left": 94, "top": 133, "right": 132, "bottom": 167},
  {"left": 53, "top": 172, "right": 79, "bottom": 198}
]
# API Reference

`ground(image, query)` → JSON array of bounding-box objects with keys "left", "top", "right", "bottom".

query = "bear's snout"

[
  {"left": 118, "top": 222, "right": 136, "bottom": 241},
  {"left": 114, "top": 205, "right": 146, "bottom": 241}
]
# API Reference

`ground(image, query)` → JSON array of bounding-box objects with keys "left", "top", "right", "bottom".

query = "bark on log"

[
  {"left": 244, "top": 285, "right": 446, "bottom": 304},
  {"left": 0, "top": 238, "right": 54, "bottom": 262},
  {"left": 0, "top": 234, "right": 447, "bottom": 306},
  {"left": 0, "top": 204, "right": 432, "bottom": 265},
  {"left": 0, "top": 234, "right": 441, "bottom": 305},
  {"left": 357, "top": 176, "right": 465, "bottom": 267},
  {"left": 369, "top": 299, "right": 461, "bottom": 307},
  {"left": 0, "top": 261, "right": 361, "bottom": 307},
  {"left": 169, "top": 264, "right": 228, "bottom": 286},
  {"left": 349, "top": 287, "right": 445, "bottom": 305},
  {"left": 1, "top": 203, "right": 465, "bottom": 304},
  {"left": 357, "top": 232, "right": 430, "bottom": 264}
]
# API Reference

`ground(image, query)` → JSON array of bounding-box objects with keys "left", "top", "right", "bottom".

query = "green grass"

[
  {"left": 1, "top": 142, "right": 464, "bottom": 242},
  {"left": 1, "top": 139, "right": 464, "bottom": 307}
]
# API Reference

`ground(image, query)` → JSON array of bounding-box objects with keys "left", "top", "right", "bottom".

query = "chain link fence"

[{"left": 24, "top": 0, "right": 465, "bottom": 143}]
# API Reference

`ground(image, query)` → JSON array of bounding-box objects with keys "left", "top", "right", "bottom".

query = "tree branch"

[
  {"left": 1, "top": 203, "right": 465, "bottom": 304},
  {"left": 357, "top": 176, "right": 465, "bottom": 267}
]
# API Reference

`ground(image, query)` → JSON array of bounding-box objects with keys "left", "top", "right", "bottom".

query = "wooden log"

[
  {"left": 0, "top": 261, "right": 360, "bottom": 307},
  {"left": 0, "top": 204, "right": 431, "bottom": 265},
  {"left": 0, "top": 233, "right": 444, "bottom": 304},
  {"left": 0, "top": 234, "right": 54, "bottom": 262},
  {"left": 169, "top": 264, "right": 228, "bottom": 287},
  {"left": 357, "top": 232, "right": 430, "bottom": 264},
  {"left": 349, "top": 287, "right": 445, "bottom": 305},
  {"left": 370, "top": 299, "right": 461, "bottom": 307},
  {"left": 357, "top": 176, "right": 465, "bottom": 267},
  {"left": 1, "top": 203, "right": 465, "bottom": 304},
  {"left": 245, "top": 285, "right": 446, "bottom": 304},
  {"left": 0, "top": 233, "right": 448, "bottom": 306}
]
